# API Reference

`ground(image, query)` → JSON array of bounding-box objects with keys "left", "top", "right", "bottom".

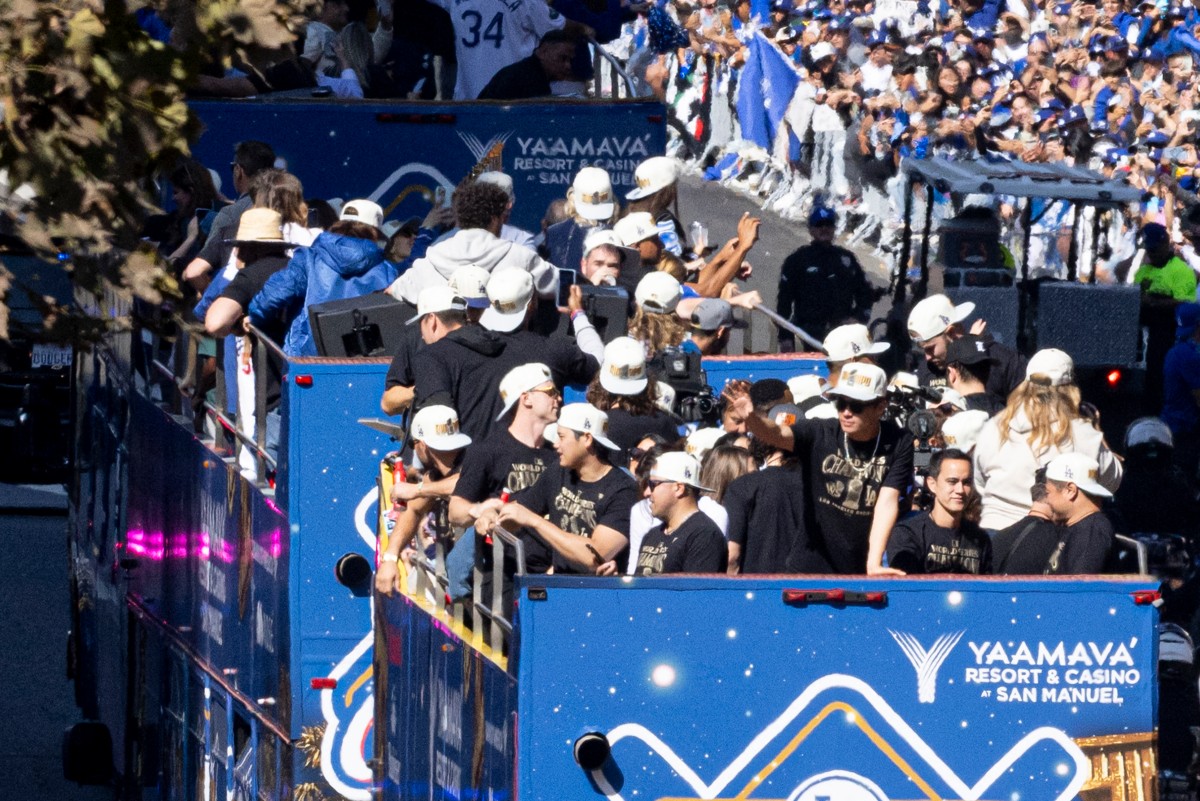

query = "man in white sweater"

[{"left": 387, "top": 180, "right": 558, "bottom": 305}]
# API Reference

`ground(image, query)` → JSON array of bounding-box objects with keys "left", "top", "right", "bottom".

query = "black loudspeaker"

[
  {"left": 1035, "top": 283, "right": 1141, "bottom": 367},
  {"left": 308, "top": 293, "right": 415, "bottom": 357},
  {"left": 945, "top": 285, "right": 1021, "bottom": 350},
  {"left": 938, "top": 218, "right": 1005, "bottom": 270}
]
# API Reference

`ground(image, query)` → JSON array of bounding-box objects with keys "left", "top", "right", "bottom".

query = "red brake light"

[
  {"left": 295, "top": 375, "right": 314, "bottom": 388},
  {"left": 1106, "top": 369, "right": 1121, "bottom": 386},
  {"left": 310, "top": 677, "right": 337, "bottom": 690}
]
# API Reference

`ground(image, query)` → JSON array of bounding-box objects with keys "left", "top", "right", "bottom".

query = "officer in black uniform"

[{"left": 776, "top": 207, "right": 878, "bottom": 351}]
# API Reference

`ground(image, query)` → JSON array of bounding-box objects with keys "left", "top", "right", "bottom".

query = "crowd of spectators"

[
  {"left": 129, "top": 0, "right": 1200, "bottom": 753},
  {"left": 140, "top": 138, "right": 1200, "bottom": 586}
]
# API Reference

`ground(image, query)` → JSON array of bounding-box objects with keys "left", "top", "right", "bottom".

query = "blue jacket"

[{"left": 249, "top": 232, "right": 397, "bottom": 357}]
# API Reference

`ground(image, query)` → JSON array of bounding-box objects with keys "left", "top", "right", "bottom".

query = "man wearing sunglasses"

[
  {"left": 634, "top": 452, "right": 727, "bottom": 575},
  {"left": 724, "top": 362, "right": 913, "bottom": 576}
]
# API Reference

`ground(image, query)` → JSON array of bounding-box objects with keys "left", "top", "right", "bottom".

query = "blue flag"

[{"left": 736, "top": 33, "right": 801, "bottom": 153}]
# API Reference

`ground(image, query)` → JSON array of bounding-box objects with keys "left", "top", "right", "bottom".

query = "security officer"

[{"left": 776, "top": 206, "right": 878, "bottom": 351}]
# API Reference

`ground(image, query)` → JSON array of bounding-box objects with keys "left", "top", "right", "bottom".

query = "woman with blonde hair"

[
  {"left": 628, "top": 271, "right": 690, "bottom": 355},
  {"left": 543, "top": 167, "right": 619, "bottom": 271},
  {"left": 973, "top": 349, "right": 1123, "bottom": 530}
]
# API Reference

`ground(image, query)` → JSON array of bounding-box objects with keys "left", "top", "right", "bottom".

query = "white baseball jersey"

[{"left": 429, "top": 0, "right": 566, "bottom": 99}]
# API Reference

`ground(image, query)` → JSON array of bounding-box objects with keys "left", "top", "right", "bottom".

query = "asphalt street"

[
  {"left": 0, "top": 482, "right": 112, "bottom": 800},
  {"left": 676, "top": 172, "right": 891, "bottom": 353}
]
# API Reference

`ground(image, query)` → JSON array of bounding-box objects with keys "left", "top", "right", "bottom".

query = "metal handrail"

[
  {"left": 148, "top": 357, "right": 278, "bottom": 471},
  {"left": 751, "top": 303, "right": 825, "bottom": 350},
  {"left": 590, "top": 38, "right": 638, "bottom": 99},
  {"left": 141, "top": 313, "right": 281, "bottom": 484}
]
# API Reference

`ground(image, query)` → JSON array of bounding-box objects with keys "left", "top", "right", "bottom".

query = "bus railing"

[
  {"left": 591, "top": 39, "right": 638, "bottom": 99},
  {"left": 400, "top": 512, "right": 526, "bottom": 658},
  {"left": 135, "top": 308, "right": 281, "bottom": 490}
]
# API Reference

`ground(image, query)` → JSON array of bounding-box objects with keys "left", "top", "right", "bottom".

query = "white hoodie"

[
  {"left": 973, "top": 411, "right": 1123, "bottom": 531},
  {"left": 389, "top": 228, "right": 558, "bottom": 305}
]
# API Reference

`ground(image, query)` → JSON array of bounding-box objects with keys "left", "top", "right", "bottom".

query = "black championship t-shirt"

[
  {"left": 513, "top": 462, "right": 638, "bottom": 574},
  {"left": 789, "top": 417, "right": 914, "bottom": 574},
  {"left": 725, "top": 466, "right": 829, "bottom": 574},
  {"left": 458, "top": 429, "right": 556, "bottom": 574},
  {"left": 1058, "top": 512, "right": 1116, "bottom": 574},
  {"left": 887, "top": 511, "right": 992, "bottom": 574},
  {"left": 635, "top": 511, "right": 727, "bottom": 575},
  {"left": 991, "top": 515, "right": 1064, "bottom": 575}
]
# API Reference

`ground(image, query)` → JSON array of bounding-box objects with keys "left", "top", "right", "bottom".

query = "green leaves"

[{"left": 0, "top": 0, "right": 315, "bottom": 342}]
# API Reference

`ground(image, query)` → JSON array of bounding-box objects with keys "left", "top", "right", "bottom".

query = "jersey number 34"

[{"left": 461, "top": 11, "right": 504, "bottom": 47}]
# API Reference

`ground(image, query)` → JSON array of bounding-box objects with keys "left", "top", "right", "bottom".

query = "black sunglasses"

[{"left": 834, "top": 397, "right": 872, "bottom": 414}]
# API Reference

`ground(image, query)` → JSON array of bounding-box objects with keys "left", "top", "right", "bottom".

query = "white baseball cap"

[
  {"left": 1025, "top": 348, "right": 1075, "bottom": 387},
  {"left": 787, "top": 374, "right": 828, "bottom": 403},
  {"left": 932, "top": 387, "right": 968, "bottom": 412},
  {"left": 600, "top": 336, "right": 649, "bottom": 395},
  {"left": 655, "top": 381, "right": 676, "bottom": 415},
  {"left": 685, "top": 427, "right": 725, "bottom": 460},
  {"left": 634, "top": 271, "right": 682, "bottom": 313},
  {"left": 407, "top": 285, "right": 467, "bottom": 324},
  {"left": 614, "top": 212, "right": 660, "bottom": 247},
  {"left": 583, "top": 229, "right": 633, "bottom": 265},
  {"left": 557, "top": 403, "right": 620, "bottom": 450},
  {"left": 476, "top": 171, "right": 514, "bottom": 199},
  {"left": 481, "top": 268, "right": 534, "bottom": 332},
  {"left": 650, "top": 451, "right": 712, "bottom": 491},
  {"left": 1045, "top": 452, "right": 1112, "bottom": 498},
  {"left": 496, "top": 362, "right": 554, "bottom": 420},
  {"left": 907, "top": 294, "right": 976, "bottom": 342},
  {"left": 572, "top": 167, "right": 615, "bottom": 221},
  {"left": 448, "top": 265, "right": 492, "bottom": 309},
  {"left": 411, "top": 405, "right": 472, "bottom": 451},
  {"left": 939, "top": 409, "right": 989, "bottom": 451},
  {"left": 340, "top": 198, "right": 384, "bottom": 230},
  {"left": 809, "top": 41, "right": 838, "bottom": 63},
  {"left": 1126, "top": 417, "right": 1173, "bottom": 450},
  {"left": 822, "top": 323, "right": 890, "bottom": 362},
  {"left": 626, "top": 156, "right": 680, "bottom": 201},
  {"left": 826, "top": 363, "right": 888, "bottom": 402}
]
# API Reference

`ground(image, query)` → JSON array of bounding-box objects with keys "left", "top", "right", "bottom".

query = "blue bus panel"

[
  {"left": 189, "top": 99, "right": 668, "bottom": 233},
  {"left": 514, "top": 576, "right": 1158, "bottom": 801}
]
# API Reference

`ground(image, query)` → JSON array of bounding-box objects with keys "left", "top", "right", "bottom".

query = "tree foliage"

[{"left": 0, "top": 0, "right": 316, "bottom": 340}]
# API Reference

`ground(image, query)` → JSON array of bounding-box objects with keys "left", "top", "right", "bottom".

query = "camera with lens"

[
  {"left": 649, "top": 346, "right": 723, "bottom": 426},
  {"left": 579, "top": 285, "right": 631, "bottom": 343},
  {"left": 885, "top": 381, "right": 945, "bottom": 509}
]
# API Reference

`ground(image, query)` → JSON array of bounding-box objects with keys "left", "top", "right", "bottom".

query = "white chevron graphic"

[
  {"left": 592, "top": 673, "right": 1089, "bottom": 801},
  {"left": 889, "top": 629, "right": 964, "bottom": 703},
  {"left": 456, "top": 131, "right": 513, "bottom": 162}
]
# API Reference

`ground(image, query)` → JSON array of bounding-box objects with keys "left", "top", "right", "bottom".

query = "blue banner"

[{"left": 190, "top": 100, "right": 667, "bottom": 233}]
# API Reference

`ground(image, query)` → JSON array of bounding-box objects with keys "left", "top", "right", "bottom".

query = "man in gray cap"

[{"left": 687, "top": 298, "right": 746, "bottom": 356}]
